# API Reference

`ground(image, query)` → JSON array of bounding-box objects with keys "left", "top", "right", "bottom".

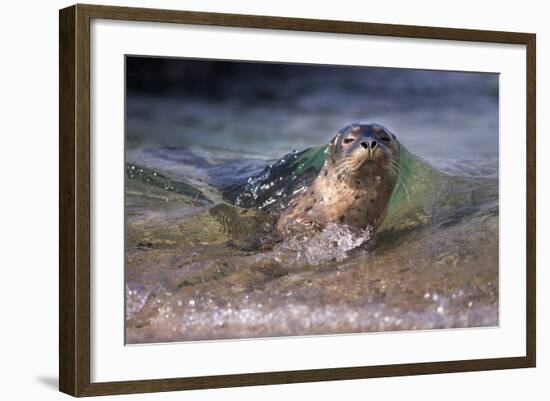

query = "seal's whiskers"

[
  {"left": 347, "top": 153, "right": 368, "bottom": 172},
  {"left": 332, "top": 160, "right": 351, "bottom": 184},
  {"left": 387, "top": 158, "right": 409, "bottom": 202},
  {"left": 395, "top": 174, "right": 411, "bottom": 203},
  {"left": 389, "top": 159, "right": 400, "bottom": 178}
]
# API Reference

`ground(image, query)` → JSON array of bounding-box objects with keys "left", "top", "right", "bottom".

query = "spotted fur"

[{"left": 276, "top": 123, "right": 400, "bottom": 233}]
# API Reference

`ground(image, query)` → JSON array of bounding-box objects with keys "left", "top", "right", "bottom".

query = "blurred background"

[{"left": 126, "top": 56, "right": 499, "bottom": 161}]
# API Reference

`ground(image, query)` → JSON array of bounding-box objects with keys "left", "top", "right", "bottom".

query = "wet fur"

[{"left": 277, "top": 123, "right": 400, "bottom": 233}]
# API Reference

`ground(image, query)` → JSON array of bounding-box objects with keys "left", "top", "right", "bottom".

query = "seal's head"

[
  {"left": 276, "top": 122, "right": 400, "bottom": 233},
  {"left": 329, "top": 123, "right": 400, "bottom": 184}
]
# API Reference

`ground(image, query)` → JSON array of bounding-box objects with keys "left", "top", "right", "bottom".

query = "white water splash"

[{"left": 273, "top": 223, "right": 374, "bottom": 266}]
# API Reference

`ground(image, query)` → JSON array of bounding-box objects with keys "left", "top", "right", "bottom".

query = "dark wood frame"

[{"left": 59, "top": 3, "right": 536, "bottom": 397}]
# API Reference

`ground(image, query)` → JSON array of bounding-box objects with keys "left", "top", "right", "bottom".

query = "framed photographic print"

[{"left": 59, "top": 4, "right": 536, "bottom": 397}]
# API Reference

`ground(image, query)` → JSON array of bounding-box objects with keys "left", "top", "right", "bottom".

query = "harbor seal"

[{"left": 276, "top": 123, "right": 400, "bottom": 233}]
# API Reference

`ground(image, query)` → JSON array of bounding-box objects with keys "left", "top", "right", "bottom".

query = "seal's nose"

[{"left": 360, "top": 139, "right": 378, "bottom": 150}]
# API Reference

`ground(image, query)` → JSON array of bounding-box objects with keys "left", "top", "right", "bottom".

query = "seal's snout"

[{"left": 360, "top": 139, "right": 377, "bottom": 150}]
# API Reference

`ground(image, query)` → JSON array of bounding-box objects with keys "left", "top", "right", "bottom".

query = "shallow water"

[
  {"left": 124, "top": 65, "right": 498, "bottom": 343},
  {"left": 125, "top": 140, "right": 498, "bottom": 343}
]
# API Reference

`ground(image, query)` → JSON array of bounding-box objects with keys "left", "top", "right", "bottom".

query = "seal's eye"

[
  {"left": 343, "top": 137, "right": 354, "bottom": 144},
  {"left": 379, "top": 134, "right": 391, "bottom": 143}
]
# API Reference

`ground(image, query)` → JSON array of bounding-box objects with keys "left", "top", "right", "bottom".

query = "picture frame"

[{"left": 59, "top": 3, "right": 536, "bottom": 397}]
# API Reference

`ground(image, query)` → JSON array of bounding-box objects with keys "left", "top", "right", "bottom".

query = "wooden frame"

[{"left": 59, "top": 3, "right": 536, "bottom": 397}]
